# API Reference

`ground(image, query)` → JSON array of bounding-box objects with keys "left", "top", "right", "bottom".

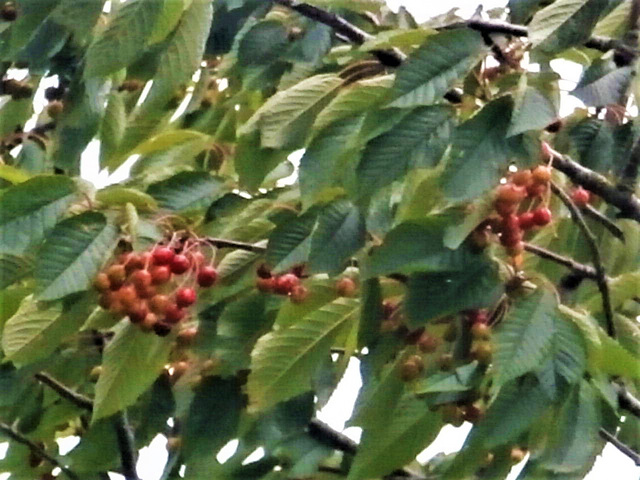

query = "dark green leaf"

[
  {"left": 572, "top": 58, "right": 634, "bottom": 107},
  {"left": 147, "top": 171, "right": 226, "bottom": 212}
]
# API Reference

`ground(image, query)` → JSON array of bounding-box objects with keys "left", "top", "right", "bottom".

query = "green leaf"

[
  {"left": 358, "top": 277, "right": 383, "bottom": 348},
  {"left": 0, "top": 254, "right": 34, "bottom": 289},
  {"left": 2, "top": 293, "right": 93, "bottom": 365},
  {"left": 348, "top": 394, "right": 441, "bottom": 480},
  {"left": 84, "top": 0, "right": 164, "bottom": 77},
  {"left": 275, "top": 278, "right": 339, "bottom": 329},
  {"left": 508, "top": 75, "right": 558, "bottom": 137},
  {"left": 146, "top": 171, "right": 226, "bottom": 212},
  {"left": 234, "top": 130, "right": 291, "bottom": 192},
  {"left": 572, "top": 58, "right": 634, "bottom": 107},
  {"left": 0, "top": 165, "right": 31, "bottom": 184},
  {"left": 95, "top": 186, "right": 158, "bottom": 211},
  {"left": 300, "top": 116, "right": 365, "bottom": 209},
  {"left": 182, "top": 377, "right": 243, "bottom": 462},
  {"left": 593, "top": 0, "right": 631, "bottom": 37},
  {"left": 529, "top": 0, "right": 608, "bottom": 53},
  {"left": 0, "top": 176, "right": 77, "bottom": 255},
  {"left": 538, "top": 381, "right": 601, "bottom": 473},
  {"left": 247, "top": 297, "right": 359, "bottom": 413},
  {"left": 309, "top": 200, "right": 365, "bottom": 275},
  {"left": 239, "top": 74, "right": 344, "bottom": 149},
  {"left": 442, "top": 95, "right": 528, "bottom": 202},
  {"left": 314, "top": 75, "right": 393, "bottom": 131},
  {"left": 238, "top": 20, "right": 289, "bottom": 66},
  {"left": 266, "top": 209, "right": 319, "bottom": 274},
  {"left": 364, "top": 214, "right": 484, "bottom": 278},
  {"left": 144, "top": 0, "right": 213, "bottom": 105},
  {"left": 493, "top": 290, "right": 557, "bottom": 387},
  {"left": 356, "top": 105, "right": 453, "bottom": 200},
  {"left": 414, "top": 362, "right": 482, "bottom": 394},
  {"left": 388, "top": 29, "right": 488, "bottom": 108},
  {"left": 148, "top": 0, "right": 187, "bottom": 45},
  {"left": 567, "top": 118, "right": 616, "bottom": 172},
  {"left": 302, "top": 0, "right": 384, "bottom": 13},
  {"left": 92, "top": 322, "right": 174, "bottom": 421},
  {"left": 99, "top": 92, "right": 127, "bottom": 171},
  {"left": 35, "top": 212, "right": 119, "bottom": 301},
  {"left": 405, "top": 264, "right": 502, "bottom": 327}
]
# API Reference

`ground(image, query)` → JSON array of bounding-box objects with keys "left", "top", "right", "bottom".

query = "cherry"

[
  {"left": 197, "top": 266, "right": 218, "bottom": 287},
  {"left": 532, "top": 207, "right": 552, "bottom": 226},
  {"left": 500, "top": 229, "right": 523, "bottom": 248},
  {"left": 462, "top": 404, "right": 485, "bottom": 424},
  {"left": 170, "top": 254, "right": 191, "bottom": 274},
  {"left": 106, "top": 264, "right": 127, "bottom": 289},
  {"left": 501, "top": 214, "right": 520, "bottom": 234},
  {"left": 382, "top": 301, "right": 396, "bottom": 319},
  {"left": 510, "top": 169, "right": 532, "bottom": 187},
  {"left": 98, "top": 291, "right": 115, "bottom": 310},
  {"left": 471, "top": 322, "right": 491, "bottom": 340},
  {"left": 495, "top": 183, "right": 526, "bottom": 204},
  {"left": 149, "top": 294, "right": 171, "bottom": 315},
  {"left": 127, "top": 301, "right": 149, "bottom": 324},
  {"left": 189, "top": 251, "right": 205, "bottom": 267},
  {"left": 131, "top": 269, "right": 152, "bottom": 289},
  {"left": 125, "top": 253, "right": 146, "bottom": 273},
  {"left": 171, "top": 361, "right": 189, "bottom": 380},
  {"left": 150, "top": 265, "right": 172, "bottom": 285},
  {"left": 152, "top": 247, "right": 175, "bottom": 266},
  {"left": 117, "top": 285, "right": 138, "bottom": 309},
  {"left": 289, "top": 285, "right": 309, "bottom": 304},
  {"left": 256, "top": 277, "right": 276, "bottom": 292},
  {"left": 466, "top": 309, "right": 488, "bottom": 324},
  {"left": 470, "top": 342, "right": 492, "bottom": 364},
  {"left": 93, "top": 273, "right": 111, "bottom": 292},
  {"left": 436, "top": 353, "right": 454, "bottom": 371},
  {"left": 274, "top": 274, "right": 299, "bottom": 295},
  {"left": 136, "top": 284, "right": 157, "bottom": 299},
  {"left": 336, "top": 277, "right": 357, "bottom": 297},
  {"left": 531, "top": 165, "right": 551, "bottom": 184},
  {"left": 0, "top": 4, "right": 17, "bottom": 21},
  {"left": 140, "top": 313, "right": 159, "bottom": 332},
  {"left": 506, "top": 241, "right": 525, "bottom": 256},
  {"left": 518, "top": 211, "right": 536, "bottom": 230},
  {"left": 176, "top": 288, "right": 197, "bottom": 308},
  {"left": 494, "top": 199, "right": 518, "bottom": 217},
  {"left": 526, "top": 182, "right": 547, "bottom": 198},
  {"left": 571, "top": 186, "right": 591, "bottom": 207},
  {"left": 399, "top": 355, "right": 424, "bottom": 381},
  {"left": 164, "top": 304, "right": 186, "bottom": 324},
  {"left": 417, "top": 333, "right": 439, "bottom": 353}
]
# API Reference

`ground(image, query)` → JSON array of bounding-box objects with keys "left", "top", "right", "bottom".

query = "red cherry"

[
  {"left": 500, "top": 229, "right": 523, "bottom": 247},
  {"left": 197, "top": 266, "right": 218, "bottom": 287},
  {"left": 526, "top": 182, "right": 548, "bottom": 198},
  {"left": 506, "top": 241, "right": 525, "bottom": 256},
  {"left": 532, "top": 207, "right": 552, "bottom": 226},
  {"left": 510, "top": 170, "right": 532, "bottom": 187},
  {"left": 176, "top": 288, "right": 197, "bottom": 308},
  {"left": 189, "top": 251, "right": 205, "bottom": 267},
  {"left": 466, "top": 309, "right": 488, "bottom": 324},
  {"left": 93, "top": 272, "right": 111, "bottom": 292},
  {"left": 136, "top": 284, "right": 157, "bottom": 299},
  {"left": 571, "top": 187, "right": 591, "bottom": 207},
  {"left": 289, "top": 285, "right": 309, "bottom": 304},
  {"left": 164, "top": 304, "right": 186, "bottom": 324},
  {"left": 150, "top": 265, "right": 172, "bottom": 285},
  {"left": 531, "top": 165, "right": 551, "bottom": 184},
  {"left": 117, "top": 285, "right": 138, "bottom": 309},
  {"left": 128, "top": 301, "right": 149, "bottom": 324},
  {"left": 501, "top": 214, "right": 520, "bottom": 234},
  {"left": 336, "top": 277, "right": 357, "bottom": 297},
  {"left": 518, "top": 212, "right": 536, "bottom": 230},
  {"left": 152, "top": 247, "right": 175, "bottom": 266},
  {"left": 125, "top": 253, "right": 146, "bottom": 273},
  {"left": 170, "top": 254, "right": 191, "bottom": 274},
  {"left": 131, "top": 269, "right": 152, "bottom": 289},
  {"left": 494, "top": 200, "right": 517, "bottom": 217},
  {"left": 256, "top": 277, "right": 276, "bottom": 292},
  {"left": 274, "top": 274, "right": 299, "bottom": 295},
  {"left": 256, "top": 263, "right": 272, "bottom": 279}
]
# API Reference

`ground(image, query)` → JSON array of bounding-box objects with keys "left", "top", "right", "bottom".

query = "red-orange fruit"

[
  {"left": 532, "top": 207, "right": 552, "bottom": 226},
  {"left": 127, "top": 301, "right": 149, "bottom": 324},
  {"left": 149, "top": 294, "right": 171, "bottom": 315},
  {"left": 170, "top": 254, "right": 191, "bottom": 274},
  {"left": 150, "top": 265, "right": 172, "bottom": 285},
  {"left": 164, "top": 304, "right": 186, "bottom": 324},
  {"left": 518, "top": 211, "right": 536, "bottom": 230},
  {"left": 471, "top": 322, "right": 491, "bottom": 340},
  {"left": 510, "top": 169, "right": 532, "bottom": 187},
  {"left": 417, "top": 333, "right": 440, "bottom": 353},
  {"left": 256, "top": 277, "right": 276, "bottom": 292},
  {"left": 93, "top": 273, "right": 111, "bottom": 292},
  {"left": 571, "top": 186, "right": 591, "bottom": 207},
  {"left": 131, "top": 269, "right": 152, "bottom": 289},
  {"left": 495, "top": 183, "right": 526, "bottom": 204},
  {"left": 176, "top": 288, "right": 197, "bottom": 308},
  {"left": 196, "top": 266, "right": 218, "bottom": 287},
  {"left": 117, "top": 285, "right": 138, "bottom": 309},
  {"left": 289, "top": 285, "right": 309, "bottom": 304},
  {"left": 274, "top": 273, "right": 299, "bottom": 295},
  {"left": 336, "top": 277, "right": 357, "bottom": 297},
  {"left": 106, "top": 264, "right": 127, "bottom": 289},
  {"left": 152, "top": 246, "right": 175, "bottom": 265},
  {"left": 531, "top": 165, "right": 551, "bottom": 184}
]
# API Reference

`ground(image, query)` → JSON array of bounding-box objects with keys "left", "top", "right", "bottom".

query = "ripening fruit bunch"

[
  {"left": 254, "top": 263, "right": 310, "bottom": 303},
  {"left": 93, "top": 243, "right": 218, "bottom": 337},
  {"left": 492, "top": 165, "right": 554, "bottom": 260}
]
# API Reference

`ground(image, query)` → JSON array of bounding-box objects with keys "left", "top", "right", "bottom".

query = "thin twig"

[
  {"left": 523, "top": 243, "right": 598, "bottom": 279},
  {"left": 202, "top": 237, "right": 267, "bottom": 253},
  {"left": 551, "top": 182, "right": 615, "bottom": 337},
  {"left": 615, "top": 383, "right": 640, "bottom": 419},
  {"left": 35, "top": 372, "right": 93, "bottom": 411},
  {"left": 544, "top": 144, "right": 640, "bottom": 223},
  {"left": 581, "top": 204, "right": 625, "bottom": 242},
  {"left": 0, "top": 422, "right": 80, "bottom": 480},
  {"left": 599, "top": 428, "right": 640, "bottom": 466},
  {"left": 114, "top": 412, "right": 140, "bottom": 480}
]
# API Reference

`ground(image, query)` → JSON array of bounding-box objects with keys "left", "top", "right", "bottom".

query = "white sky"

[{"left": 0, "top": 2, "right": 635, "bottom": 480}]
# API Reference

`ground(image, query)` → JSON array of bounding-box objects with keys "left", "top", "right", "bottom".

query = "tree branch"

[
  {"left": 523, "top": 243, "right": 598, "bottom": 279},
  {"left": 581, "top": 203, "right": 626, "bottom": 242},
  {"left": 599, "top": 428, "right": 640, "bottom": 466},
  {"left": 0, "top": 422, "right": 80, "bottom": 480},
  {"left": 615, "top": 383, "right": 640, "bottom": 419},
  {"left": 35, "top": 372, "right": 140, "bottom": 480},
  {"left": 543, "top": 143, "right": 640, "bottom": 223},
  {"left": 114, "top": 412, "right": 140, "bottom": 480},
  {"left": 35, "top": 372, "right": 94, "bottom": 411},
  {"left": 550, "top": 181, "right": 615, "bottom": 337}
]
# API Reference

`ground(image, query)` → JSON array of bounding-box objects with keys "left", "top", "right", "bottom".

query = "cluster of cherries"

[
  {"left": 492, "top": 165, "right": 554, "bottom": 259},
  {"left": 467, "top": 309, "right": 492, "bottom": 364},
  {"left": 255, "top": 264, "right": 359, "bottom": 303},
  {"left": 93, "top": 243, "right": 218, "bottom": 336}
]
